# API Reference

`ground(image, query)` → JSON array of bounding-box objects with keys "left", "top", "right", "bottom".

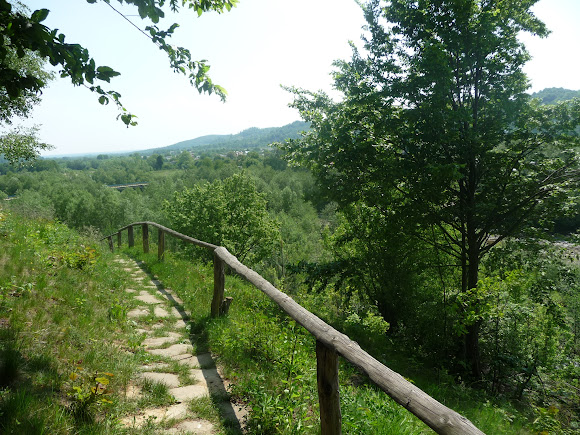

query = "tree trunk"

[{"left": 465, "top": 234, "right": 481, "bottom": 379}]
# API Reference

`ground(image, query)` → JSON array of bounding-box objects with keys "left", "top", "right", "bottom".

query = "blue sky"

[{"left": 14, "top": 0, "right": 580, "bottom": 156}]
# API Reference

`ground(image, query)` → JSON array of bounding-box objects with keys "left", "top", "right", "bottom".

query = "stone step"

[
  {"left": 120, "top": 403, "right": 189, "bottom": 428},
  {"left": 142, "top": 332, "right": 181, "bottom": 348},
  {"left": 169, "top": 384, "right": 209, "bottom": 402},
  {"left": 148, "top": 343, "right": 194, "bottom": 357},
  {"left": 140, "top": 372, "right": 180, "bottom": 388}
]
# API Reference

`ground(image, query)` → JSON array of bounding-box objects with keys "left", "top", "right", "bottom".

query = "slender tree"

[{"left": 281, "top": 0, "right": 580, "bottom": 377}]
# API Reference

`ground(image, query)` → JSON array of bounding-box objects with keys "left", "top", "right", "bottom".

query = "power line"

[{"left": 102, "top": 1, "right": 154, "bottom": 42}]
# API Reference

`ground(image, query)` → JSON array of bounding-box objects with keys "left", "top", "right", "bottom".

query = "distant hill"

[
  {"left": 148, "top": 121, "right": 309, "bottom": 154},
  {"left": 531, "top": 87, "right": 580, "bottom": 105}
]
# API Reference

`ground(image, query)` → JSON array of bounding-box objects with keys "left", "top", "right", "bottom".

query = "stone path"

[{"left": 113, "top": 256, "right": 247, "bottom": 434}]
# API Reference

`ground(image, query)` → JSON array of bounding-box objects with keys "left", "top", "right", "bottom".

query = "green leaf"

[{"left": 31, "top": 9, "right": 49, "bottom": 23}]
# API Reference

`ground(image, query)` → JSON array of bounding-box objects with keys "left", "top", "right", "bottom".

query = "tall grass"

[{"left": 0, "top": 210, "right": 142, "bottom": 433}]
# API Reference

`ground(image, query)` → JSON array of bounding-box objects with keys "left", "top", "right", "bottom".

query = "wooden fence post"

[
  {"left": 316, "top": 340, "right": 342, "bottom": 435},
  {"left": 117, "top": 231, "right": 121, "bottom": 248},
  {"left": 211, "top": 251, "right": 225, "bottom": 317},
  {"left": 158, "top": 230, "right": 165, "bottom": 261},
  {"left": 107, "top": 236, "right": 114, "bottom": 252},
  {"left": 142, "top": 223, "right": 149, "bottom": 253},
  {"left": 128, "top": 225, "right": 134, "bottom": 248}
]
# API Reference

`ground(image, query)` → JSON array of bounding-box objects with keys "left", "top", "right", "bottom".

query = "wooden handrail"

[{"left": 104, "top": 222, "right": 485, "bottom": 435}]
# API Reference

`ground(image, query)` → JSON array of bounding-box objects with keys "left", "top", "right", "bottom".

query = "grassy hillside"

[{"left": 0, "top": 209, "right": 541, "bottom": 434}]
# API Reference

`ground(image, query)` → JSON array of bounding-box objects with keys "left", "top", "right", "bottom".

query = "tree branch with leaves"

[{"left": 0, "top": 0, "right": 237, "bottom": 127}]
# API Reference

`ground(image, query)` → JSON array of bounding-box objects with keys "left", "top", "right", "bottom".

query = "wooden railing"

[{"left": 105, "top": 221, "right": 485, "bottom": 435}]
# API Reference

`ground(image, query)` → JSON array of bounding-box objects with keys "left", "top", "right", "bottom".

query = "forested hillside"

[
  {"left": 149, "top": 121, "right": 309, "bottom": 154},
  {"left": 531, "top": 88, "right": 580, "bottom": 105}
]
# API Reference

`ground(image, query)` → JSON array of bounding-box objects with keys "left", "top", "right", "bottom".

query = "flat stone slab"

[
  {"left": 174, "top": 319, "right": 188, "bottom": 329},
  {"left": 164, "top": 419, "right": 215, "bottom": 434},
  {"left": 220, "top": 400, "right": 249, "bottom": 425},
  {"left": 189, "top": 369, "right": 205, "bottom": 383},
  {"left": 140, "top": 362, "right": 170, "bottom": 371},
  {"left": 135, "top": 328, "right": 150, "bottom": 335},
  {"left": 143, "top": 332, "right": 181, "bottom": 348},
  {"left": 198, "top": 369, "right": 223, "bottom": 388},
  {"left": 125, "top": 288, "right": 137, "bottom": 293},
  {"left": 127, "top": 308, "right": 149, "bottom": 319},
  {"left": 161, "top": 291, "right": 184, "bottom": 305},
  {"left": 120, "top": 403, "right": 189, "bottom": 428},
  {"left": 154, "top": 306, "right": 172, "bottom": 318},
  {"left": 196, "top": 353, "right": 215, "bottom": 369},
  {"left": 140, "top": 372, "right": 180, "bottom": 388},
  {"left": 169, "top": 384, "right": 209, "bottom": 402},
  {"left": 125, "top": 384, "right": 142, "bottom": 399},
  {"left": 135, "top": 291, "right": 163, "bottom": 304},
  {"left": 171, "top": 354, "right": 201, "bottom": 368},
  {"left": 148, "top": 343, "right": 193, "bottom": 357}
]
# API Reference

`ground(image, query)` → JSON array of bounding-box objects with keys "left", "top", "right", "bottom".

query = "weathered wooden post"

[
  {"left": 107, "top": 236, "right": 114, "bottom": 252},
  {"left": 211, "top": 250, "right": 225, "bottom": 317},
  {"left": 128, "top": 225, "right": 134, "bottom": 248},
  {"left": 316, "top": 340, "right": 342, "bottom": 435},
  {"left": 158, "top": 229, "right": 165, "bottom": 261},
  {"left": 117, "top": 231, "right": 121, "bottom": 248},
  {"left": 142, "top": 223, "right": 149, "bottom": 253}
]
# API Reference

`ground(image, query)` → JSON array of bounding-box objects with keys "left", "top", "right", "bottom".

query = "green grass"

[
  {"left": 0, "top": 209, "right": 538, "bottom": 434},
  {"left": 125, "top": 242, "right": 538, "bottom": 434},
  {"left": 0, "top": 210, "right": 170, "bottom": 433}
]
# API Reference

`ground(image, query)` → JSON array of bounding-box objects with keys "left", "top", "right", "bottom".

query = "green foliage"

[
  {"left": 0, "top": 0, "right": 238, "bottom": 124},
  {"left": 0, "top": 125, "right": 53, "bottom": 165},
  {"left": 0, "top": 30, "right": 54, "bottom": 125},
  {"left": 532, "top": 87, "right": 580, "bottom": 105},
  {"left": 130, "top": 244, "right": 534, "bottom": 434},
  {"left": 281, "top": 0, "right": 580, "bottom": 378},
  {"left": 66, "top": 366, "right": 114, "bottom": 421},
  {"left": 164, "top": 172, "right": 280, "bottom": 264},
  {"left": 0, "top": 3, "right": 54, "bottom": 166}
]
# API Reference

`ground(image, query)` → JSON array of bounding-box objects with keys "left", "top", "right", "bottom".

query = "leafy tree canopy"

[
  {"left": 0, "top": 125, "right": 51, "bottom": 164},
  {"left": 0, "top": 2, "right": 54, "bottom": 164},
  {"left": 163, "top": 172, "right": 280, "bottom": 264},
  {"left": 280, "top": 0, "right": 580, "bottom": 377},
  {"left": 0, "top": 0, "right": 238, "bottom": 126}
]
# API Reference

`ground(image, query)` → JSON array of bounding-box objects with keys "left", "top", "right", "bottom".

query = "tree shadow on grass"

[{"left": 0, "top": 326, "right": 64, "bottom": 433}]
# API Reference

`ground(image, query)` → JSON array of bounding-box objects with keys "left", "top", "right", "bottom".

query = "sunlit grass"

[
  {"left": 125, "top": 240, "right": 538, "bottom": 434},
  {"left": 0, "top": 211, "right": 145, "bottom": 433}
]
